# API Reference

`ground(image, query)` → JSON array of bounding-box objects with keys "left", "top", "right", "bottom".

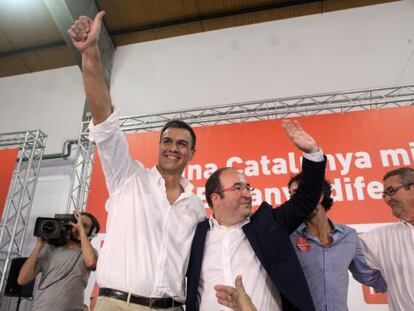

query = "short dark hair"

[
  {"left": 383, "top": 167, "right": 414, "bottom": 184},
  {"left": 81, "top": 212, "right": 100, "bottom": 237},
  {"left": 288, "top": 173, "right": 334, "bottom": 211},
  {"left": 160, "top": 119, "right": 196, "bottom": 150},
  {"left": 205, "top": 167, "right": 232, "bottom": 208}
]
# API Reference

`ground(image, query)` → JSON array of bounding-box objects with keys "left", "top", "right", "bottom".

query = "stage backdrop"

[
  {"left": 86, "top": 106, "right": 414, "bottom": 310},
  {"left": 0, "top": 149, "right": 18, "bottom": 219}
]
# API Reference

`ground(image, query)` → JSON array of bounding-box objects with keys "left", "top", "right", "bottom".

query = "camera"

[{"left": 34, "top": 214, "right": 76, "bottom": 246}]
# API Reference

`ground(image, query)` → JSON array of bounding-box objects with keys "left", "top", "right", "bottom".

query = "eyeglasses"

[
  {"left": 381, "top": 183, "right": 413, "bottom": 198},
  {"left": 219, "top": 183, "right": 255, "bottom": 195}
]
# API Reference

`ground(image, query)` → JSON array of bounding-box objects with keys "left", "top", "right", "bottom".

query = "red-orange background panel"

[
  {"left": 87, "top": 106, "right": 414, "bottom": 231},
  {"left": 0, "top": 149, "right": 18, "bottom": 218}
]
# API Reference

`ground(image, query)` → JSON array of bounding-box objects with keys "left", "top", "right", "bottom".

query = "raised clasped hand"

[{"left": 67, "top": 11, "right": 105, "bottom": 52}]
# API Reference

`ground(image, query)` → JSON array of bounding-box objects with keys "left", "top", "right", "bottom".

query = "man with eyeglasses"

[
  {"left": 359, "top": 167, "right": 414, "bottom": 311},
  {"left": 186, "top": 120, "right": 326, "bottom": 311}
]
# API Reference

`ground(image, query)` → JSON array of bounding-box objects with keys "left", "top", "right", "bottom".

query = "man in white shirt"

[
  {"left": 186, "top": 121, "right": 326, "bottom": 311},
  {"left": 360, "top": 167, "right": 414, "bottom": 311},
  {"left": 68, "top": 12, "right": 205, "bottom": 310}
]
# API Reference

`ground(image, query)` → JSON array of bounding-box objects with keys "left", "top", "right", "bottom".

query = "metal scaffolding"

[
  {"left": 0, "top": 130, "right": 47, "bottom": 291},
  {"left": 67, "top": 84, "right": 414, "bottom": 212}
]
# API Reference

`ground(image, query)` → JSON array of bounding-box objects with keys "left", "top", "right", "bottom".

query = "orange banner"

[
  {"left": 87, "top": 106, "right": 414, "bottom": 230},
  {"left": 0, "top": 149, "right": 18, "bottom": 218}
]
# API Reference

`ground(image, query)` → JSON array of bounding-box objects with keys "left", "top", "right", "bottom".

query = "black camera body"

[{"left": 34, "top": 214, "right": 76, "bottom": 246}]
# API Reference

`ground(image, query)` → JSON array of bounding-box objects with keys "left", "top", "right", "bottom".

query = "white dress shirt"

[
  {"left": 89, "top": 109, "right": 206, "bottom": 302},
  {"left": 199, "top": 218, "right": 282, "bottom": 311},
  {"left": 360, "top": 220, "right": 414, "bottom": 311}
]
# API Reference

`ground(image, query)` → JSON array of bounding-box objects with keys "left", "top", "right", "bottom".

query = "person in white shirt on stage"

[
  {"left": 67, "top": 12, "right": 205, "bottom": 311},
  {"left": 360, "top": 167, "right": 414, "bottom": 311}
]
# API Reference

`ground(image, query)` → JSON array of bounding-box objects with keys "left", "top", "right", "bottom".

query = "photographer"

[{"left": 17, "top": 210, "right": 100, "bottom": 311}]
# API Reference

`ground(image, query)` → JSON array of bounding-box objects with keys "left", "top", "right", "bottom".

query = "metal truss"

[
  {"left": 66, "top": 128, "right": 95, "bottom": 213},
  {"left": 0, "top": 130, "right": 47, "bottom": 291},
  {"left": 67, "top": 84, "right": 414, "bottom": 212}
]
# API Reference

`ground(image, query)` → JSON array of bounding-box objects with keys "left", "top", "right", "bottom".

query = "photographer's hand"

[
  {"left": 35, "top": 237, "right": 47, "bottom": 250},
  {"left": 72, "top": 210, "right": 87, "bottom": 238},
  {"left": 17, "top": 237, "right": 46, "bottom": 285},
  {"left": 72, "top": 210, "right": 98, "bottom": 270}
]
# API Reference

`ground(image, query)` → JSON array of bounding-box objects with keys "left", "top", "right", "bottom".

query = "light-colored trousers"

[{"left": 94, "top": 296, "right": 184, "bottom": 311}]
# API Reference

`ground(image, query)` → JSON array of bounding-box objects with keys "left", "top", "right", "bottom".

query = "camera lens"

[{"left": 41, "top": 220, "right": 56, "bottom": 234}]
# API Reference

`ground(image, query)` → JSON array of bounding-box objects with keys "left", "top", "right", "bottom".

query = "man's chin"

[
  {"left": 391, "top": 209, "right": 403, "bottom": 219},
  {"left": 240, "top": 203, "right": 251, "bottom": 208},
  {"left": 241, "top": 205, "right": 252, "bottom": 216},
  {"left": 157, "top": 163, "right": 183, "bottom": 174}
]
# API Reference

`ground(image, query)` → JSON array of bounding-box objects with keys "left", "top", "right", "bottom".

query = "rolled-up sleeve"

[{"left": 88, "top": 108, "right": 142, "bottom": 194}]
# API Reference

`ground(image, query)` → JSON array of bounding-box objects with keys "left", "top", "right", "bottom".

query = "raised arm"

[
  {"left": 72, "top": 211, "right": 97, "bottom": 270},
  {"left": 67, "top": 11, "right": 112, "bottom": 124},
  {"left": 68, "top": 12, "right": 141, "bottom": 193},
  {"left": 272, "top": 119, "right": 326, "bottom": 232},
  {"left": 17, "top": 238, "right": 46, "bottom": 285}
]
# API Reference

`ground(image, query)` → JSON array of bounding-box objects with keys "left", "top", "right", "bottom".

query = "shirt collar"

[
  {"left": 208, "top": 216, "right": 250, "bottom": 230},
  {"left": 329, "top": 219, "right": 344, "bottom": 233},
  {"left": 296, "top": 223, "right": 307, "bottom": 235},
  {"left": 399, "top": 218, "right": 414, "bottom": 229},
  {"left": 150, "top": 166, "right": 194, "bottom": 193},
  {"left": 296, "top": 219, "right": 344, "bottom": 235}
]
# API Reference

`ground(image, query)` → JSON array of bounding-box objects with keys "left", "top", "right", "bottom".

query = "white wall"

[
  {"left": 110, "top": 0, "right": 414, "bottom": 116},
  {"left": 0, "top": 66, "right": 85, "bottom": 154}
]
